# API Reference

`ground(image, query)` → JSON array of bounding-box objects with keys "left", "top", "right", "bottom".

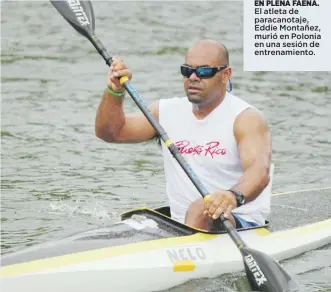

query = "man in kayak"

[{"left": 95, "top": 39, "right": 272, "bottom": 231}]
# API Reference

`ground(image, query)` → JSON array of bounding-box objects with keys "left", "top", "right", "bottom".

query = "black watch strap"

[{"left": 228, "top": 189, "right": 246, "bottom": 207}]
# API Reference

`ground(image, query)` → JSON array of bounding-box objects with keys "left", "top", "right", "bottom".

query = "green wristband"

[{"left": 107, "top": 85, "right": 125, "bottom": 97}]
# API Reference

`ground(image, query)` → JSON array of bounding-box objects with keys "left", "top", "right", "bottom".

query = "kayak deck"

[
  {"left": 1, "top": 188, "right": 330, "bottom": 268},
  {"left": 1, "top": 205, "right": 268, "bottom": 267},
  {"left": 0, "top": 188, "right": 330, "bottom": 292}
]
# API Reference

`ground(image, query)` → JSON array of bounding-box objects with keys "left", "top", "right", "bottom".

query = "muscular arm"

[
  {"left": 95, "top": 89, "right": 159, "bottom": 143},
  {"left": 232, "top": 107, "right": 272, "bottom": 201},
  {"left": 203, "top": 107, "right": 271, "bottom": 222}
]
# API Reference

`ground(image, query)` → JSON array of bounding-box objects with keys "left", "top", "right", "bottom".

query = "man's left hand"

[{"left": 203, "top": 191, "right": 237, "bottom": 220}]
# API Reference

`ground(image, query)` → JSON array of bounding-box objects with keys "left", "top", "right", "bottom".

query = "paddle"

[{"left": 50, "top": 1, "right": 299, "bottom": 291}]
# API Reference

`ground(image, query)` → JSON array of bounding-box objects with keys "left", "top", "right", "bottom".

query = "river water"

[{"left": 1, "top": 1, "right": 330, "bottom": 291}]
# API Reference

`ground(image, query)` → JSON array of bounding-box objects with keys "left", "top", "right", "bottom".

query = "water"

[{"left": 1, "top": 1, "right": 331, "bottom": 291}]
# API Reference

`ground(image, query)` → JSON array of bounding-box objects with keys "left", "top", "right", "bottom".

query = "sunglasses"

[{"left": 180, "top": 65, "right": 227, "bottom": 79}]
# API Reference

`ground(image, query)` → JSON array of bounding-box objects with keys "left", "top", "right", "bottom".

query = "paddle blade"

[
  {"left": 50, "top": 0, "right": 95, "bottom": 39},
  {"left": 241, "top": 247, "right": 299, "bottom": 292}
]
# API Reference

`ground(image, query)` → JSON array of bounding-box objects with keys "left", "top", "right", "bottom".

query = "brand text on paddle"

[
  {"left": 66, "top": 0, "right": 90, "bottom": 26},
  {"left": 244, "top": 254, "right": 268, "bottom": 286}
]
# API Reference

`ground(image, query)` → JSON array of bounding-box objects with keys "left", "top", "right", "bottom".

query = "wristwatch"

[{"left": 228, "top": 189, "right": 246, "bottom": 207}]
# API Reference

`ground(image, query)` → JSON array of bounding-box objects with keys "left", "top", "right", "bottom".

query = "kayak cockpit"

[{"left": 121, "top": 205, "right": 270, "bottom": 235}]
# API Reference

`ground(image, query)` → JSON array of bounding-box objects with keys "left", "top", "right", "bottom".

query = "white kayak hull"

[{"left": 1, "top": 208, "right": 330, "bottom": 292}]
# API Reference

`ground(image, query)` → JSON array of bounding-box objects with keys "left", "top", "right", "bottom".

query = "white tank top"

[{"left": 158, "top": 92, "right": 271, "bottom": 225}]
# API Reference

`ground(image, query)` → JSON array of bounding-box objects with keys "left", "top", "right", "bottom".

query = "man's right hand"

[{"left": 107, "top": 57, "right": 132, "bottom": 93}]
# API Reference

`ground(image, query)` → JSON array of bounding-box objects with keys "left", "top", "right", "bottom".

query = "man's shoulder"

[
  {"left": 226, "top": 91, "right": 255, "bottom": 109},
  {"left": 234, "top": 106, "right": 269, "bottom": 137},
  {"left": 224, "top": 91, "right": 268, "bottom": 133},
  {"left": 237, "top": 107, "right": 265, "bottom": 122},
  {"left": 224, "top": 92, "right": 260, "bottom": 122}
]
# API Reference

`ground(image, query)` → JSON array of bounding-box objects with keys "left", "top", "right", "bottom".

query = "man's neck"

[{"left": 192, "top": 91, "right": 227, "bottom": 119}]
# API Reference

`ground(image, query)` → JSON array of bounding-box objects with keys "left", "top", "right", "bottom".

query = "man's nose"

[{"left": 188, "top": 72, "right": 200, "bottom": 81}]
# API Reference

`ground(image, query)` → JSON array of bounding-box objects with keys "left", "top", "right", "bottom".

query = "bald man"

[{"left": 95, "top": 39, "right": 272, "bottom": 231}]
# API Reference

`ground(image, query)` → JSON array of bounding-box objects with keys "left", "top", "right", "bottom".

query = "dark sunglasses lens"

[
  {"left": 196, "top": 67, "right": 214, "bottom": 78},
  {"left": 181, "top": 66, "right": 194, "bottom": 78}
]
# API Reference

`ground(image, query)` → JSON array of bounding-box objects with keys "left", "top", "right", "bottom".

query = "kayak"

[{"left": 1, "top": 187, "right": 330, "bottom": 292}]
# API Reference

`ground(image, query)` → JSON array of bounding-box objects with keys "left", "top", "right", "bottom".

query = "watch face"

[
  {"left": 229, "top": 189, "right": 245, "bottom": 206},
  {"left": 236, "top": 193, "right": 245, "bottom": 206}
]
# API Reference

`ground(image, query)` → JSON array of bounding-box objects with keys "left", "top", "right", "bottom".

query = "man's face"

[{"left": 182, "top": 46, "right": 229, "bottom": 105}]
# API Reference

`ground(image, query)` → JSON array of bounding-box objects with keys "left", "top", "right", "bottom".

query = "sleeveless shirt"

[{"left": 158, "top": 92, "right": 271, "bottom": 225}]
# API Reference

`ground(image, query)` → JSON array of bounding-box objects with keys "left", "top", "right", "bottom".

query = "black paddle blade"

[
  {"left": 241, "top": 247, "right": 299, "bottom": 292},
  {"left": 50, "top": 0, "right": 95, "bottom": 39}
]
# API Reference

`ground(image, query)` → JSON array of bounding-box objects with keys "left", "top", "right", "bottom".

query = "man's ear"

[
  {"left": 223, "top": 67, "right": 232, "bottom": 92},
  {"left": 223, "top": 68, "right": 232, "bottom": 83}
]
